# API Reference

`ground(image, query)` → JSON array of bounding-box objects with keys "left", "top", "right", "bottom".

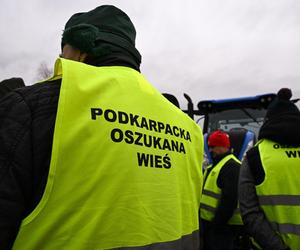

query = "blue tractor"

[
  {"left": 195, "top": 94, "right": 277, "bottom": 166},
  {"left": 163, "top": 93, "right": 277, "bottom": 165}
]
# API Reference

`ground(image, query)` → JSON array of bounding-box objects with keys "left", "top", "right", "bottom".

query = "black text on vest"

[
  {"left": 90, "top": 108, "right": 192, "bottom": 142},
  {"left": 110, "top": 128, "right": 186, "bottom": 154},
  {"left": 285, "top": 150, "right": 300, "bottom": 158},
  {"left": 137, "top": 152, "right": 171, "bottom": 169}
]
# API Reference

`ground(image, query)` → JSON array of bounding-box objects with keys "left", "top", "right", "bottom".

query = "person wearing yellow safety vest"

[
  {"left": 239, "top": 88, "right": 300, "bottom": 250},
  {"left": 200, "top": 130, "right": 243, "bottom": 250},
  {"left": 0, "top": 5, "right": 204, "bottom": 250}
]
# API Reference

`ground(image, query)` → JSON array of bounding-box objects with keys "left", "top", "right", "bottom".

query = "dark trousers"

[{"left": 201, "top": 220, "right": 239, "bottom": 250}]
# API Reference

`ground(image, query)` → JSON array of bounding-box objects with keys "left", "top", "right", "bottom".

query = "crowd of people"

[
  {"left": 0, "top": 4, "right": 299, "bottom": 250},
  {"left": 201, "top": 89, "right": 300, "bottom": 250}
]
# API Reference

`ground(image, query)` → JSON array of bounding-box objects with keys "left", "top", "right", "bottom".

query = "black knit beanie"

[
  {"left": 61, "top": 5, "right": 141, "bottom": 66},
  {"left": 265, "top": 88, "right": 300, "bottom": 121}
]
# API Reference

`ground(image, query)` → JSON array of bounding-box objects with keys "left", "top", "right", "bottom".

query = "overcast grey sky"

[{"left": 1, "top": 0, "right": 300, "bottom": 108}]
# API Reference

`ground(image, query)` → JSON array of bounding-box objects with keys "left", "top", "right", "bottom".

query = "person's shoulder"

[
  {"left": 224, "top": 156, "right": 240, "bottom": 171},
  {"left": 219, "top": 155, "right": 240, "bottom": 176},
  {"left": 15, "top": 79, "right": 61, "bottom": 101},
  {"left": 246, "top": 145, "right": 260, "bottom": 162},
  {"left": 245, "top": 145, "right": 265, "bottom": 185},
  {"left": 10, "top": 79, "right": 62, "bottom": 110},
  {"left": 217, "top": 155, "right": 240, "bottom": 186},
  {"left": 0, "top": 79, "right": 61, "bottom": 118},
  {"left": 227, "top": 157, "right": 241, "bottom": 167},
  {"left": 0, "top": 79, "right": 61, "bottom": 124}
]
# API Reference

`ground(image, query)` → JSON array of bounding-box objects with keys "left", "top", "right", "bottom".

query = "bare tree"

[{"left": 36, "top": 62, "right": 53, "bottom": 81}]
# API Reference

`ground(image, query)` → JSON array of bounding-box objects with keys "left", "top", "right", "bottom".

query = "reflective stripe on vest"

[
  {"left": 200, "top": 154, "right": 243, "bottom": 225},
  {"left": 12, "top": 58, "right": 204, "bottom": 249},
  {"left": 256, "top": 139, "right": 300, "bottom": 249}
]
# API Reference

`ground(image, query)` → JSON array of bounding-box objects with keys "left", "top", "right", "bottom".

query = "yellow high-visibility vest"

[
  {"left": 12, "top": 58, "right": 204, "bottom": 250},
  {"left": 255, "top": 139, "right": 300, "bottom": 249},
  {"left": 200, "top": 154, "right": 242, "bottom": 225}
]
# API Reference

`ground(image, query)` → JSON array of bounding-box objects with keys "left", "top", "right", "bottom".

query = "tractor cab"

[
  {"left": 163, "top": 92, "right": 276, "bottom": 166},
  {"left": 197, "top": 94, "right": 276, "bottom": 166}
]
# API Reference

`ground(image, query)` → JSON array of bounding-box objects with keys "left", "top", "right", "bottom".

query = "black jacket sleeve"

[
  {"left": 239, "top": 149, "right": 289, "bottom": 250},
  {"left": 0, "top": 92, "right": 33, "bottom": 249},
  {"left": 212, "top": 159, "right": 240, "bottom": 226},
  {"left": 0, "top": 80, "right": 60, "bottom": 249}
]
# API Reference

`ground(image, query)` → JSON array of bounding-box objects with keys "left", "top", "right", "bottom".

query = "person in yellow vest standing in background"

[
  {"left": 0, "top": 5, "right": 204, "bottom": 250},
  {"left": 239, "top": 88, "right": 300, "bottom": 250},
  {"left": 200, "top": 130, "right": 243, "bottom": 250}
]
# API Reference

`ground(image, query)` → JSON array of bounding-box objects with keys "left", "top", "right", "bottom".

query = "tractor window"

[{"left": 207, "top": 108, "right": 267, "bottom": 138}]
